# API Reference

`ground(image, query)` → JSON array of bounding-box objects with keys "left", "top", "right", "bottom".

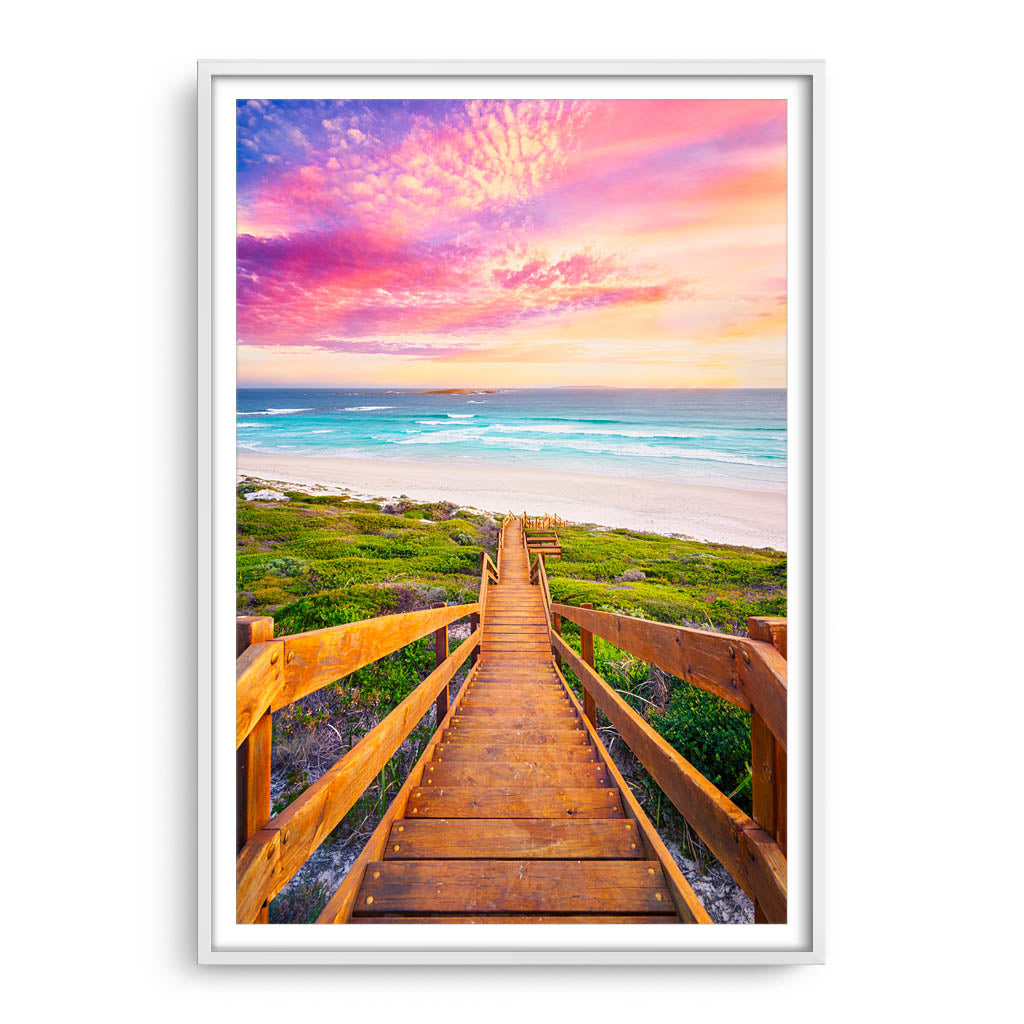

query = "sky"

[{"left": 237, "top": 98, "right": 786, "bottom": 388}]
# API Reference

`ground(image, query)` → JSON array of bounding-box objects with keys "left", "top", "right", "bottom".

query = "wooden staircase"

[
  {"left": 236, "top": 514, "right": 786, "bottom": 926},
  {"left": 349, "top": 517, "right": 686, "bottom": 921}
]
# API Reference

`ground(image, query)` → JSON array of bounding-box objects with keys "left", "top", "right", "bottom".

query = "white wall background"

[{"left": 5, "top": 1, "right": 1021, "bottom": 1017}]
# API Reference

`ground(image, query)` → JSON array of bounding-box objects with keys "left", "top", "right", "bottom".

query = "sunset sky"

[{"left": 237, "top": 98, "right": 786, "bottom": 388}]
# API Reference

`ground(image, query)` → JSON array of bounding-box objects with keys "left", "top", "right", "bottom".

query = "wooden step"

[
  {"left": 432, "top": 742, "right": 597, "bottom": 762},
  {"left": 422, "top": 762, "right": 609, "bottom": 787},
  {"left": 383, "top": 818, "right": 641, "bottom": 858},
  {"left": 460, "top": 701, "right": 570, "bottom": 712},
  {"left": 452, "top": 707, "right": 576, "bottom": 722},
  {"left": 353, "top": 860, "right": 673, "bottom": 915},
  {"left": 441, "top": 728, "right": 587, "bottom": 745},
  {"left": 353, "top": 916, "right": 675, "bottom": 923},
  {"left": 466, "top": 689, "right": 563, "bottom": 697},
  {"left": 405, "top": 786, "right": 624, "bottom": 818}
]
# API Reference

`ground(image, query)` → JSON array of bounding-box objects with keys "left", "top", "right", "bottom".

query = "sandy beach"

[{"left": 237, "top": 453, "right": 786, "bottom": 551}]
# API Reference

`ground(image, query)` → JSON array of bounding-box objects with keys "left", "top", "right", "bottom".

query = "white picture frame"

[{"left": 198, "top": 59, "right": 824, "bottom": 965}]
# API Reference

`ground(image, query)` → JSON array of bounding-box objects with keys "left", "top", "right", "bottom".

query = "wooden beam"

[
  {"left": 749, "top": 616, "right": 787, "bottom": 659},
  {"left": 551, "top": 632, "right": 786, "bottom": 921},
  {"left": 552, "top": 602, "right": 787, "bottom": 750},
  {"left": 469, "top": 613, "right": 480, "bottom": 666},
  {"left": 236, "top": 617, "right": 274, "bottom": 924},
  {"left": 236, "top": 640, "right": 283, "bottom": 749},
  {"left": 433, "top": 602, "right": 449, "bottom": 725},
  {"left": 236, "top": 615, "right": 274, "bottom": 657},
  {"left": 552, "top": 612, "right": 563, "bottom": 670},
  {"left": 580, "top": 602, "right": 596, "bottom": 726},
  {"left": 236, "top": 628, "right": 480, "bottom": 923},
  {"left": 276, "top": 602, "right": 479, "bottom": 711},
  {"left": 749, "top": 616, "right": 787, "bottom": 864}
]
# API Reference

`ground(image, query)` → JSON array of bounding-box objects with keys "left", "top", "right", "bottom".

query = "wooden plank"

[
  {"left": 423, "top": 762, "right": 609, "bottom": 787},
  {"left": 552, "top": 602, "right": 787, "bottom": 749},
  {"left": 453, "top": 709, "right": 577, "bottom": 724},
  {"left": 465, "top": 680, "right": 565, "bottom": 688},
  {"left": 447, "top": 719, "right": 582, "bottom": 736},
  {"left": 354, "top": 916, "right": 676, "bottom": 923},
  {"left": 469, "top": 611, "right": 480, "bottom": 666},
  {"left": 384, "top": 818, "right": 642, "bottom": 858},
  {"left": 751, "top": 713, "right": 779, "bottom": 836},
  {"left": 237, "top": 615, "right": 274, "bottom": 657},
  {"left": 552, "top": 632, "right": 786, "bottom": 921},
  {"left": 237, "top": 712, "right": 272, "bottom": 852},
  {"left": 553, "top": 662, "right": 711, "bottom": 925},
  {"left": 481, "top": 640, "right": 551, "bottom": 648},
  {"left": 441, "top": 728, "right": 587, "bottom": 745},
  {"left": 749, "top": 616, "right": 787, "bottom": 659},
  {"left": 235, "top": 617, "right": 275, "bottom": 925},
  {"left": 406, "top": 786, "right": 623, "bottom": 818},
  {"left": 749, "top": 615, "right": 787, "bottom": 862},
  {"left": 580, "top": 602, "right": 596, "bottom": 726},
  {"left": 432, "top": 602, "right": 449, "bottom": 725},
  {"left": 432, "top": 742, "right": 597, "bottom": 762},
  {"left": 553, "top": 612, "right": 563, "bottom": 669},
  {"left": 449, "top": 721, "right": 579, "bottom": 734},
  {"left": 237, "top": 628, "right": 480, "bottom": 923},
  {"left": 353, "top": 861, "right": 672, "bottom": 915},
  {"left": 276, "top": 602, "right": 479, "bottom": 710},
  {"left": 463, "top": 687, "right": 567, "bottom": 699},
  {"left": 236, "top": 640, "right": 283, "bottom": 748}
]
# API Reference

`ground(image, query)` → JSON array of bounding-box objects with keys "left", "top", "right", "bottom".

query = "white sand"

[{"left": 237, "top": 453, "right": 787, "bottom": 551}]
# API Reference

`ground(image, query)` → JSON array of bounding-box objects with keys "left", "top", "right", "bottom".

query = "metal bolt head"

[
  {"left": 286, "top": 651, "right": 295, "bottom": 664},
  {"left": 373, "top": 871, "right": 380, "bottom": 880},
  {"left": 365, "top": 896, "right": 373, "bottom": 905},
  {"left": 393, "top": 844, "right": 400, "bottom": 852}
]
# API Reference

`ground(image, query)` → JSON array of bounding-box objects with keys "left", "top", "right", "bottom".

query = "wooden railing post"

[
  {"left": 552, "top": 612, "right": 562, "bottom": 670},
  {"left": 236, "top": 615, "right": 274, "bottom": 923},
  {"left": 748, "top": 616, "right": 787, "bottom": 922},
  {"left": 580, "top": 602, "right": 596, "bottom": 726},
  {"left": 470, "top": 611, "right": 480, "bottom": 665},
  {"left": 433, "top": 602, "right": 449, "bottom": 724}
]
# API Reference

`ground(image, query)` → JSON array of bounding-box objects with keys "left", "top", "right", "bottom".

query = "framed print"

[{"left": 198, "top": 59, "right": 823, "bottom": 964}]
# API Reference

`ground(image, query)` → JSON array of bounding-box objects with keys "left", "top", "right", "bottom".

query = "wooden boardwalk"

[
  {"left": 350, "top": 517, "right": 683, "bottom": 922},
  {"left": 236, "top": 513, "right": 786, "bottom": 925}
]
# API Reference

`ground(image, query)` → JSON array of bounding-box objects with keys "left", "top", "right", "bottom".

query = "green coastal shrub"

[{"left": 650, "top": 685, "right": 752, "bottom": 805}]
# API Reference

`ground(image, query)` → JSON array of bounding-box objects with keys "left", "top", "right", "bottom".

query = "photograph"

[{"left": 230, "top": 85, "right": 795, "bottom": 934}]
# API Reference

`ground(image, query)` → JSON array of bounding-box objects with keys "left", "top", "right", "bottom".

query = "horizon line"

[{"left": 235, "top": 384, "right": 787, "bottom": 391}]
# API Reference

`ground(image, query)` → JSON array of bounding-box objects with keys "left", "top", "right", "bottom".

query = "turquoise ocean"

[{"left": 237, "top": 388, "right": 786, "bottom": 491}]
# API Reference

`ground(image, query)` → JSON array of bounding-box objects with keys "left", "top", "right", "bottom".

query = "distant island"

[
  {"left": 325, "top": 388, "right": 501, "bottom": 396},
  {"left": 422, "top": 388, "right": 499, "bottom": 395}
]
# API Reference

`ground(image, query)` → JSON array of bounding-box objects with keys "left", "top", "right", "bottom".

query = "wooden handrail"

[
  {"left": 236, "top": 602, "right": 479, "bottom": 748},
  {"left": 551, "top": 632, "right": 786, "bottom": 921},
  {"left": 531, "top": 552, "right": 554, "bottom": 629},
  {"left": 551, "top": 603, "right": 787, "bottom": 750},
  {"left": 237, "top": 627, "right": 481, "bottom": 923},
  {"left": 551, "top": 660, "right": 711, "bottom": 924}
]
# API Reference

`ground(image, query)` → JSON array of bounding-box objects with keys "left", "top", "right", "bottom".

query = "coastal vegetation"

[{"left": 236, "top": 478, "right": 786, "bottom": 921}]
